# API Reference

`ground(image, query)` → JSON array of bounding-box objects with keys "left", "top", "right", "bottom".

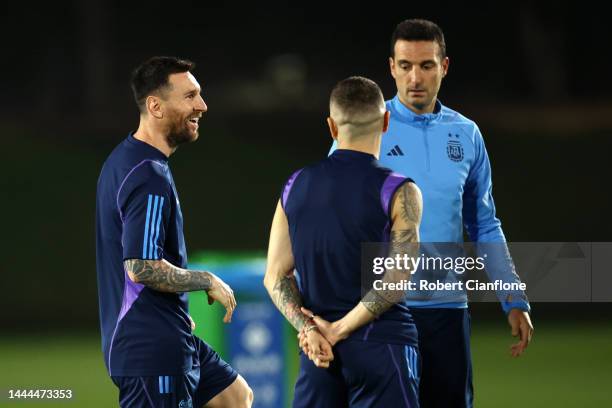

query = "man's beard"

[{"left": 165, "top": 120, "right": 197, "bottom": 148}]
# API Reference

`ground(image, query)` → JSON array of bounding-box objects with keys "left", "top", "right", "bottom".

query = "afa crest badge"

[{"left": 446, "top": 133, "right": 463, "bottom": 162}]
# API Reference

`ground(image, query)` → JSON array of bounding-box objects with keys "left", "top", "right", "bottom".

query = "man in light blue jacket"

[{"left": 329, "top": 19, "right": 533, "bottom": 408}]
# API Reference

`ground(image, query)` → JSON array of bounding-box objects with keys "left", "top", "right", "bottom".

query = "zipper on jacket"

[{"left": 422, "top": 120, "right": 431, "bottom": 171}]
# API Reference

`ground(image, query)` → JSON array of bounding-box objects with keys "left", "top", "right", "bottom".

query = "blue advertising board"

[{"left": 228, "top": 301, "right": 285, "bottom": 408}]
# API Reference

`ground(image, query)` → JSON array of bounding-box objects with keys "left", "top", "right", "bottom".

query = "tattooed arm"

[
  {"left": 262, "top": 201, "right": 312, "bottom": 332},
  {"left": 124, "top": 259, "right": 212, "bottom": 292},
  {"left": 361, "top": 181, "right": 422, "bottom": 316},
  {"left": 124, "top": 259, "right": 237, "bottom": 323},
  {"left": 300, "top": 181, "right": 422, "bottom": 346},
  {"left": 264, "top": 200, "right": 334, "bottom": 367}
]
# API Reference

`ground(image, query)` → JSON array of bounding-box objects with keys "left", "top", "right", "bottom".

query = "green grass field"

[{"left": 1, "top": 322, "right": 611, "bottom": 407}]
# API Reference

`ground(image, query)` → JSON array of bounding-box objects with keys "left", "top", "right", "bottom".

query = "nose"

[
  {"left": 408, "top": 66, "right": 422, "bottom": 86},
  {"left": 196, "top": 95, "right": 207, "bottom": 112}
]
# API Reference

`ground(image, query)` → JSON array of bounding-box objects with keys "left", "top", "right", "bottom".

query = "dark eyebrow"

[{"left": 397, "top": 59, "right": 437, "bottom": 66}]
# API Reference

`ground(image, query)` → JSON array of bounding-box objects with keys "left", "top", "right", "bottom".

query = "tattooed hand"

[
  {"left": 299, "top": 307, "right": 348, "bottom": 347},
  {"left": 206, "top": 273, "right": 237, "bottom": 323}
]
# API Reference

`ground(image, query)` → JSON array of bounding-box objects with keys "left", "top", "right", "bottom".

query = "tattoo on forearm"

[
  {"left": 362, "top": 289, "right": 394, "bottom": 316},
  {"left": 124, "top": 259, "right": 212, "bottom": 293},
  {"left": 270, "top": 275, "right": 311, "bottom": 331},
  {"left": 360, "top": 183, "right": 421, "bottom": 317}
]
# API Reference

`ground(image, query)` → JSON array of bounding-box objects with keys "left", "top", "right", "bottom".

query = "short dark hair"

[
  {"left": 131, "top": 56, "right": 195, "bottom": 112},
  {"left": 330, "top": 76, "right": 384, "bottom": 119},
  {"left": 390, "top": 19, "right": 446, "bottom": 60}
]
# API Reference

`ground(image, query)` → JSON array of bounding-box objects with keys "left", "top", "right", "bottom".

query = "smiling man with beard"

[{"left": 96, "top": 57, "right": 253, "bottom": 408}]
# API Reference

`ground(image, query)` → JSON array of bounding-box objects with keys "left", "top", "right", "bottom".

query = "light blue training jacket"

[{"left": 330, "top": 95, "right": 530, "bottom": 313}]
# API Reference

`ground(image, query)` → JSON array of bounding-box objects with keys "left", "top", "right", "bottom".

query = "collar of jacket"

[{"left": 390, "top": 95, "right": 443, "bottom": 125}]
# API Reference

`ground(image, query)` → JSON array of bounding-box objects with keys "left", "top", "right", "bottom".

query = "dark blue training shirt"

[
  {"left": 282, "top": 149, "right": 418, "bottom": 346},
  {"left": 96, "top": 133, "right": 197, "bottom": 377}
]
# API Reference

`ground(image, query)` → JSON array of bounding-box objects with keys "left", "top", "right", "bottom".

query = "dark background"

[{"left": 2, "top": 2, "right": 611, "bottom": 330}]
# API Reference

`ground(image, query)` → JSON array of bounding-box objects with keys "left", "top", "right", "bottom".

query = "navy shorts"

[
  {"left": 111, "top": 338, "right": 238, "bottom": 408},
  {"left": 293, "top": 340, "right": 420, "bottom": 408},
  {"left": 410, "top": 308, "right": 473, "bottom": 408}
]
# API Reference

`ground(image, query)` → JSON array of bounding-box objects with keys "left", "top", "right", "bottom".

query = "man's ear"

[
  {"left": 146, "top": 95, "right": 163, "bottom": 119},
  {"left": 327, "top": 117, "right": 339, "bottom": 140},
  {"left": 389, "top": 57, "right": 396, "bottom": 79},
  {"left": 382, "top": 111, "right": 390, "bottom": 132},
  {"left": 441, "top": 56, "right": 450, "bottom": 77}
]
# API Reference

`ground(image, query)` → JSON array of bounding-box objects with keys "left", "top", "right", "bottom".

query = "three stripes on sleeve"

[{"left": 142, "top": 194, "right": 165, "bottom": 259}]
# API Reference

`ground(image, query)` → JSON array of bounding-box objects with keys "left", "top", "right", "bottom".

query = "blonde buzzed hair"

[{"left": 330, "top": 76, "right": 385, "bottom": 137}]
